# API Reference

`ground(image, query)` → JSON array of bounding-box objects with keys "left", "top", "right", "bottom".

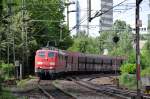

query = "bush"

[
  {"left": 141, "top": 50, "right": 150, "bottom": 69},
  {"left": 0, "top": 90, "right": 16, "bottom": 99},
  {"left": 141, "top": 67, "right": 150, "bottom": 77},
  {"left": 0, "top": 62, "right": 3, "bottom": 94},
  {"left": 0, "top": 76, "right": 3, "bottom": 94},
  {"left": 127, "top": 51, "right": 136, "bottom": 64},
  {"left": 0, "top": 61, "right": 14, "bottom": 80},
  {"left": 120, "top": 63, "right": 136, "bottom": 74},
  {"left": 119, "top": 73, "right": 136, "bottom": 90}
]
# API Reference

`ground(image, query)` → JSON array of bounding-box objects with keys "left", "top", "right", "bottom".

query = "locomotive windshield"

[
  {"left": 48, "top": 52, "right": 54, "bottom": 57},
  {"left": 38, "top": 51, "right": 45, "bottom": 57}
]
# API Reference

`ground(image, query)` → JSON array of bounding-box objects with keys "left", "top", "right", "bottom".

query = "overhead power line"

[
  {"left": 89, "top": 0, "right": 128, "bottom": 22},
  {"left": 69, "top": 0, "right": 128, "bottom": 32}
]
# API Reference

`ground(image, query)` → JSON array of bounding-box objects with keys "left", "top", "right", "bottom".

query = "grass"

[
  {"left": 16, "top": 78, "right": 31, "bottom": 88},
  {"left": 53, "top": 80, "right": 59, "bottom": 84},
  {"left": 141, "top": 67, "right": 150, "bottom": 77},
  {"left": 16, "top": 75, "right": 37, "bottom": 88},
  {"left": 0, "top": 89, "right": 16, "bottom": 99}
]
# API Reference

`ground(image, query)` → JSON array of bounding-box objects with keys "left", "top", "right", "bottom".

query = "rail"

[{"left": 70, "top": 77, "right": 150, "bottom": 99}]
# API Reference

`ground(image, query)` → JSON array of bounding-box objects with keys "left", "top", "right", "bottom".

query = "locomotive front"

[{"left": 35, "top": 49, "right": 57, "bottom": 78}]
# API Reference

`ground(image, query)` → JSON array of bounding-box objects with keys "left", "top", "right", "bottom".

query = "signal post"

[{"left": 135, "top": 0, "right": 143, "bottom": 99}]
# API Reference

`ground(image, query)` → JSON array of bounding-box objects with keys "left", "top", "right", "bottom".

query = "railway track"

[
  {"left": 67, "top": 77, "right": 128, "bottom": 99},
  {"left": 38, "top": 85, "right": 55, "bottom": 99},
  {"left": 70, "top": 77, "right": 150, "bottom": 99},
  {"left": 75, "top": 73, "right": 117, "bottom": 81},
  {"left": 38, "top": 81, "right": 76, "bottom": 99},
  {"left": 12, "top": 79, "right": 76, "bottom": 99},
  {"left": 12, "top": 74, "right": 150, "bottom": 99},
  {"left": 54, "top": 80, "right": 118, "bottom": 98},
  {"left": 13, "top": 88, "right": 48, "bottom": 99}
]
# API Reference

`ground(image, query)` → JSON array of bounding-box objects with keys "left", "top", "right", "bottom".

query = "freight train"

[{"left": 35, "top": 47, "right": 125, "bottom": 79}]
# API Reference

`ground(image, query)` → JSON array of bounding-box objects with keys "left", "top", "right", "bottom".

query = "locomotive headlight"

[
  {"left": 49, "top": 67, "right": 53, "bottom": 69},
  {"left": 36, "top": 62, "right": 43, "bottom": 65},
  {"left": 49, "top": 62, "right": 55, "bottom": 65}
]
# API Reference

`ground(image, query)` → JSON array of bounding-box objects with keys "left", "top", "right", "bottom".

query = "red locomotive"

[{"left": 35, "top": 47, "right": 125, "bottom": 79}]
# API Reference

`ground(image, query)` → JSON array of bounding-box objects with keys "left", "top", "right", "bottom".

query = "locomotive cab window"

[
  {"left": 48, "top": 52, "right": 54, "bottom": 57},
  {"left": 38, "top": 51, "right": 45, "bottom": 57}
]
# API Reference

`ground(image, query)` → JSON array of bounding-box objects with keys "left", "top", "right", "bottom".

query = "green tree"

[
  {"left": 68, "top": 31, "right": 89, "bottom": 53},
  {"left": 113, "top": 20, "right": 127, "bottom": 33},
  {"left": 98, "top": 20, "right": 134, "bottom": 62},
  {"left": 113, "top": 20, "right": 132, "bottom": 33},
  {"left": 98, "top": 31, "right": 115, "bottom": 54},
  {"left": 0, "top": 0, "right": 73, "bottom": 75},
  {"left": 141, "top": 37, "right": 150, "bottom": 69},
  {"left": 110, "top": 20, "right": 133, "bottom": 56},
  {"left": 68, "top": 31, "right": 100, "bottom": 54},
  {"left": 0, "top": 0, "right": 2, "bottom": 18},
  {"left": 97, "top": 20, "right": 132, "bottom": 55}
]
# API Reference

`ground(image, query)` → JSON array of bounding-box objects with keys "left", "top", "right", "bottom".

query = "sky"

[{"left": 66, "top": 0, "right": 150, "bottom": 37}]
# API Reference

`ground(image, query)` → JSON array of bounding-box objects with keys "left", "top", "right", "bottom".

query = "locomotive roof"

[
  {"left": 64, "top": 51, "right": 81, "bottom": 56},
  {"left": 36, "top": 49, "right": 66, "bottom": 55},
  {"left": 36, "top": 48, "right": 125, "bottom": 59},
  {"left": 36, "top": 49, "right": 58, "bottom": 53}
]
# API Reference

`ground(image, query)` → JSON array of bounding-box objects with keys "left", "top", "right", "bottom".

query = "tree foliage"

[
  {"left": 68, "top": 31, "right": 100, "bottom": 54},
  {"left": 141, "top": 38, "right": 150, "bottom": 69},
  {"left": 69, "top": 20, "right": 134, "bottom": 57},
  {"left": 97, "top": 20, "right": 133, "bottom": 56},
  {"left": 110, "top": 20, "right": 133, "bottom": 55},
  {"left": 0, "top": 61, "right": 14, "bottom": 80},
  {"left": 120, "top": 63, "right": 136, "bottom": 74},
  {"left": 141, "top": 67, "right": 150, "bottom": 77},
  {"left": 0, "top": 0, "right": 73, "bottom": 75}
]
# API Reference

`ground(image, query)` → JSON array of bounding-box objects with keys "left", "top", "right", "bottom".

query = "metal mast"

[
  {"left": 86, "top": 0, "right": 90, "bottom": 35},
  {"left": 21, "top": 0, "right": 25, "bottom": 78},
  {"left": 76, "top": 0, "right": 80, "bottom": 35},
  {"left": 135, "top": 0, "right": 143, "bottom": 98}
]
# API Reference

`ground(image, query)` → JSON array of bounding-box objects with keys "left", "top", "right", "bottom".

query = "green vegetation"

[
  {"left": 0, "top": 90, "right": 16, "bottom": 99},
  {"left": 68, "top": 31, "right": 100, "bottom": 54},
  {"left": 53, "top": 80, "right": 59, "bottom": 84},
  {"left": 0, "top": 0, "right": 72, "bottom": 97},
  {"left": 119, "top": 73, "right": 136, "bottom": 90},
  {"left": 0, "top": 62, "right": 14, "bottom": 80},
  {"left": 0, "top": 75, "right": 3, "bottom": 94},
  {"left": 0, "top": 0, "right": 73, "bottom": 76},
  {"left": 0, "top": 61, "right": 15, "bottom": 97},
  {"left": 0, "top": 0, "right": 149, "bottom": 93},
  {"left": 16, "top": 78, "right": 31, "bottom": 88},
  {"left": 141, "top": 67, "right": 150, "bottom": 77},
  {"left": 68, "top": 20, "right": 139, "bottom": 89},
  {"left": 120, "top": 63, "right": 136, "bottom": 74},
  {"left": 140, "top": 36, "right": 150, "bottom": 77}
]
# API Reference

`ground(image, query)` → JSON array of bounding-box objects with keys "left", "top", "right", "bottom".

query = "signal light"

[{"left": 113, "top": 36, "right": 120, "bottom": 43}]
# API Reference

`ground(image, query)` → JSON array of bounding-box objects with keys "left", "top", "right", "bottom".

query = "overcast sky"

[{"left": 66, "top": 0, "right": 150, "bottom": 37}]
